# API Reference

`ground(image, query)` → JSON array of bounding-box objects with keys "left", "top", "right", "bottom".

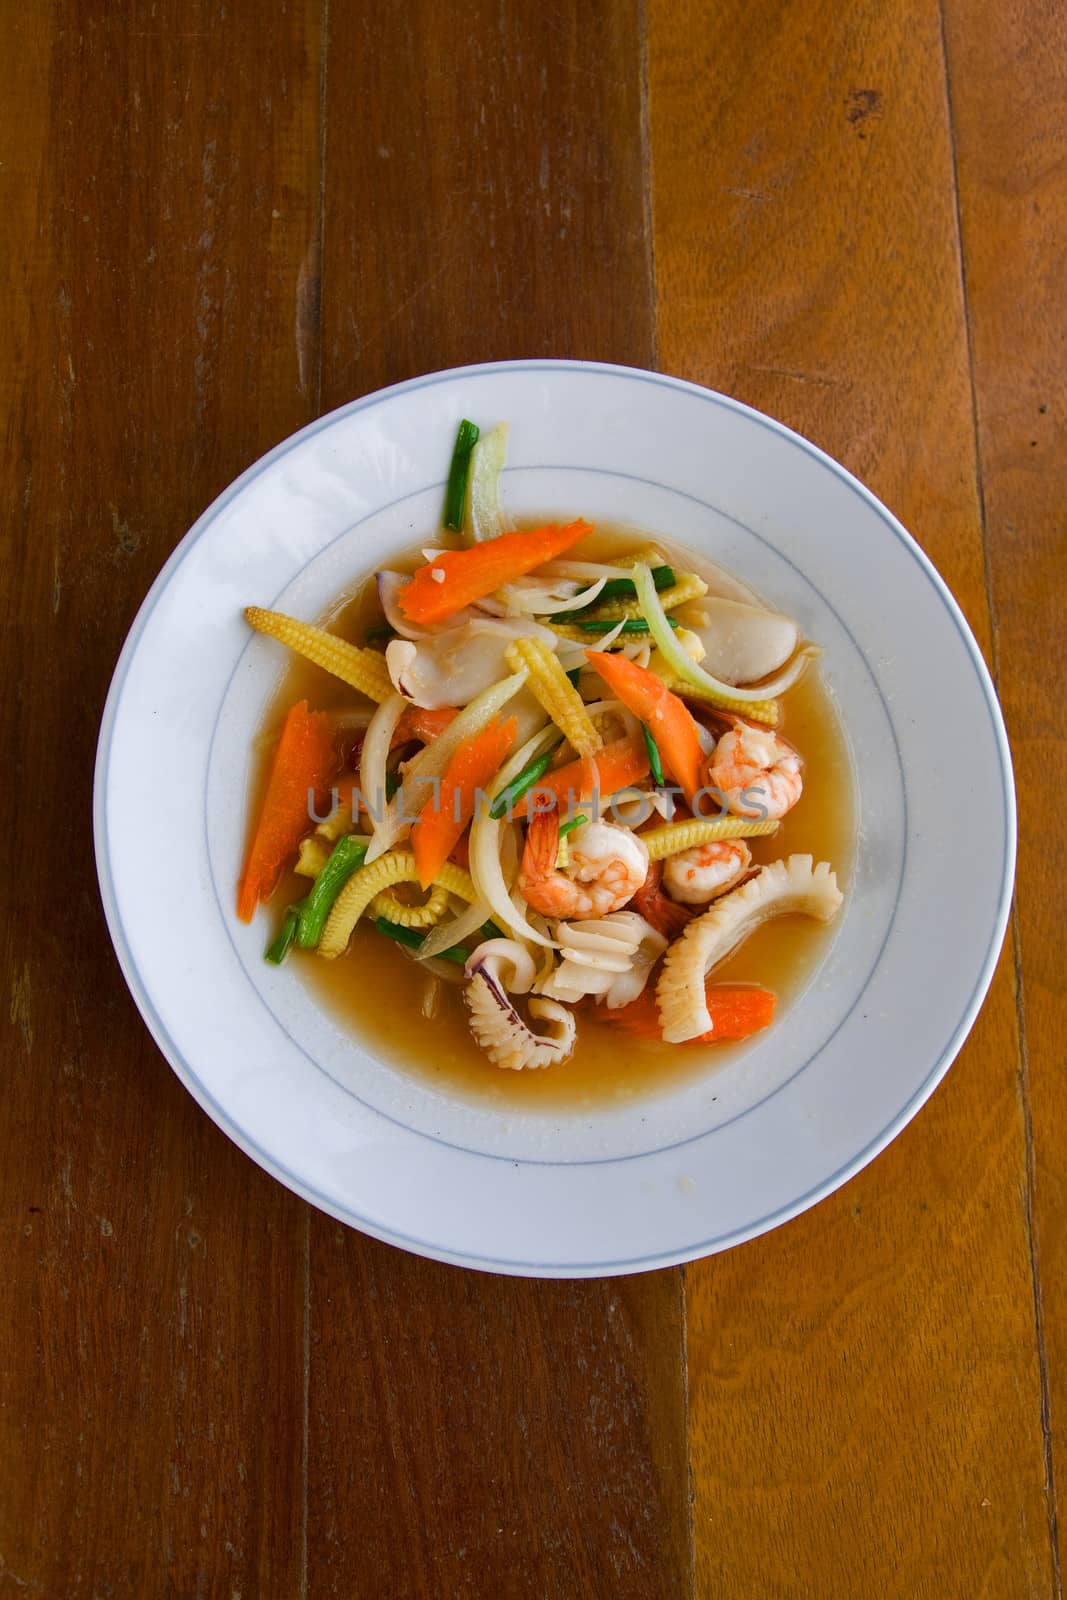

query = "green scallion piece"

[
  {"left": 385, "top": 768, "right": 402, "bottom": 800},
  {"left": 558, "top": 813, "right": 587, "bottom": 837},
  {"left": 566, "top": 665, "right": 583, "bottom": 689},
  {"left": 552, "top": 565, "right": 676, "bottom": 621},
  {"left": 488, "top": 746, "right": 558, "bottom": 820},
  {"left": 574, "top": 616, "right": 680, "bottom": 636},
  {"left": 641, "top": 725, "right": 665, "bottom": 787},
  {"left": 443, "top": 419, "right": 480, "bottom": 532},
  {"left": 295, "top": 835, "right": 369, "bottom": 949},
  {"left": 265, "top": 904, "right": 303, "bottom": 965},
  {"left": 364, "top": 623, "right": 394, "bottom": 644},
  {"left": 374, "top": 917, "right": 470, "bottom": 966}
]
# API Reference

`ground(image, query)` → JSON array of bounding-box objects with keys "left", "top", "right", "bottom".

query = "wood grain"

[
  {"left": 647, "top": 0, "right": 1055, "bottom": 1593},
  {"left": 943, "top": 0, "right": 1067, "bottom": 1585},
  {"left": 307, "top": 5, "right": 689, "bottom": 1596},
  {"left": 0, "top": 2, "right": 323, "bottom": 1594}
]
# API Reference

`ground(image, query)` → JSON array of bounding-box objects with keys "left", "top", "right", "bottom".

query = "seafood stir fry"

[{"left": 238, "top": 420, "right": 845, "bottom": 1072}]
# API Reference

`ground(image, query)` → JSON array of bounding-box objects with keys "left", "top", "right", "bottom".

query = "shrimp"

[
  {"left": 662, "top": 840, "right": 752, "bottom": 905},
  {"left": 704, "top": 721, "right": 802, "bottom": 820},
  {"left": 519, "top": 809, "right": 649, "bottom": 920},
  {"left": 630, "top": 859, "right": 695, "bottom": 940}
]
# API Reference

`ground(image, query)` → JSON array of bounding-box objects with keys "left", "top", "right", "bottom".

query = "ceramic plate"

[{"left": 94, "top": 361, "right": 1014, "bottom": 1277}]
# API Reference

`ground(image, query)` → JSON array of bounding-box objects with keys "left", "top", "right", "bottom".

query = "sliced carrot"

[
  {"left": 391, "top": 704, "right": 459, "bottom": 748},
  {"left": 702, "top": 985, "right": 777, "bottom": 1040},
  {"left": 585, "top": 649, "right": 704, "bottom": 805},
  {"left": 512, "top": 733, "right": 650, "bottom": 818},
  {"left": 238, "top": 700, "right": 338, "bottom": 922},
  {"left": 398, "top": 520, "right": 593, "bottom": 625},
  {"left": 411, "top": 716, "right": 517, "bottom": 888},
  {"left": 605, "top": 982, "right": 776, "bottom": 1044}
]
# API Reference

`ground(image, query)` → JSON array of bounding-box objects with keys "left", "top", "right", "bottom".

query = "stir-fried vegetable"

[
  {"left": 487, "top": 740, "right": 562, "bottom": 820},
  {"left": 375, "top": 917, "right": 471, "bottom": 965},
  {"left": 443, "top": 419, "right": 480, "bottom": 532},
  {"left": 411, "top": 715, "right": 517, "bottom": 888},
  {"left": 244, "top": 607, "right": 394, "bottom": 703},
  {"left": 640, "top": 816, "right": 778, "bottom": 861},
  {"left": 577, "top": 572, "right": 708, "bottom": 626},
  {"left": 632, "top": 563, "right": 820, "bottom": 720},
  {"left": 606, "top": 983, "right": 777, "bottom": 1043},
  {"left": 319, "top": 851, "right": 477, "bottom": 959},
  {"left": 265, "top": 906, "right": 303, "bottom": 965},
  {"left": 237, "top": 700, "right": 338, "bottom": 923},
  {"left": 511, "top": 733, "right": 651, "bottom": 818},
  {"left": 586, "top": 650, "right": 704, "bottom": 806},
  {"left": 559, "top": 564, "right": 676, "bottom": 614},
  {"left": 398, "top": 520, "right": 593, "bottom": 626},
  {"left": 464, "top": 422, "right": 512, "bottom": 543},
  {"left": 295, "top": 834, "right": 370, "bottom": 948},
  {"left": 504, "top": 637, "right": 602, "bottom": 759},
  {"left": 642, "top": 725, "right": 665, "bottom": 786}
]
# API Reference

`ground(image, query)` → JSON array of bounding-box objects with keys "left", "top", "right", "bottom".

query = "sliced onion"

[
  {"left": 633, "top": 563, "right": 821, "bottom": 705},
  {"left": 494, "top": 576, "right": 608, "bottom": 616},
  {"left": 359, "top": 692, "right": 407, "bottom": 848},
  {"left": 470, "top": 816, "right": 555, "bottom": 948},
  {"left": 365, "top": 669, "right": 529, "bottom": 864},
  {"left": 418, "top": 896, "right": 494, "bottom": 961},
  {"left": 330, "top": 706, "right": 375, "bottom": 732}
]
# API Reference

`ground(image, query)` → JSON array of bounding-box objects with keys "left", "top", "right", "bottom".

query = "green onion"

[
  {"left": 566, "top": 665, "right": 583, "bottom": 689},
  {"left": 295, "top": 835, "right": 369, "bottom": 949},
  {"left": 551, "top": 565, "right": 675, "bottom": 621},
  {"left": 385, "top": 768, "right": 402, "bottom": 800},
  {"left": 364, "top": 623, "right": 394, "bottom": 644},
  {"left": 481, "top": 920, "right": 506, "bottom": 940},
  {"left": 631, "top": 562, "right": 818, "bottom": 716},
  {"left": 488, "top": 745, "right": 558, "bottom": 820},
  {"left": 375, "top": 917, "right": 470, "bottom": 965},
  {"left": 573, "top": 616, "right": 680, "bottom": 635},
  {"left": 558, "top": 813, "right": 587, "bottom": 837},
  {"left": 265, "top": 905, "right": 303, "bottom": 965},
  {"left": 641, "top": 725, "right": 665, "bottom": 786},
  {"left": 443, "top": 419, "right": 479, "bottom": 532}
]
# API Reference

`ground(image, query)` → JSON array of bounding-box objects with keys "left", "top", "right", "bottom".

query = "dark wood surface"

[{"left": 0, "top": 2, "right": 1060, "bottom": 1594}]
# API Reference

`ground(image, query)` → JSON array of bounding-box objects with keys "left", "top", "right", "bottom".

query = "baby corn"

[
  {"left": 654, "top": 661, "right": 779, "bottom": 726},
  {"left": 244, "top": 607, "right": 393, "bottom": 702},
  {"left": 582, "top": 573, "right": 708, "bottom": 624},
  {"left": 641, "top": 817, "right": 779, "bottom": 862},
  {"left": 369, "top": 883, "right": 451, "bottom": 929},
  {"left": 505, "top": 637, "right": 602, "bottom": 758},
  {"left": 295, "top": 835, "right": 332, "bottom": 878},
  {"left": 319, "top": 852, "right": 477, "bottom": 958}
]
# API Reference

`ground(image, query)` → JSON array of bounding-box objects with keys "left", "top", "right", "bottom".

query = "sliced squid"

[
  {"left": 464, "top": 939, "right": 577, "bottom": 1070},
  {"left": 386, "top": 617, "right": 557, "bottom": 710},
  {"left": 657, "top": 855, "right": 843, "bottom": 1042},
  {"left": 690, "top": 597, "right": 799, "bottom": 687},
  {"left": 535, "top": 912, "right": 667, "bottom": 1009}
]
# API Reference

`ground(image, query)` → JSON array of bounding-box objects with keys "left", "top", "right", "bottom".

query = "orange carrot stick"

[
  {"left": 238, "top": 701, "right": 338, "bottom": 922},
  {"left": 411, "top": 716, "right": 517, "bottom": 888},
  {"left": 605, "top": 983, "right": 776, "bottom": 1043},
  {"left": 398, "top": 520, "right": 593, "bottom": 625},
  {"left": 584, "top": 649, "right": 704, "bottom": 804},
  {"left": 512, "top": 734, "right": 650, "bottom": 819}
]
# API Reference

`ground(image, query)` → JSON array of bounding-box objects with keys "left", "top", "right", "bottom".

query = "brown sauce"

[{"left": 250, "top": 528, "right": 855, "bottom": 1110}]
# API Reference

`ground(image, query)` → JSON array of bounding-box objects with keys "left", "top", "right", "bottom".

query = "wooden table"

[{"left": 2, "top": 3, "right": 1062, "bottom": 1594}]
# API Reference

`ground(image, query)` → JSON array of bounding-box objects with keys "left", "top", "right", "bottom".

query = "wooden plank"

[
  {"left": 308, "top": 6, "right": 690, "bottom": 1596},
  {"left": 647, "top": 1, "right": 1055, "bottom": 1593},
  {"left": 943, "top": 0, "right": 1067, "bottom": 1584},
  {"left": 0, "top": 3, "right": 323, "bottom": 1594}
]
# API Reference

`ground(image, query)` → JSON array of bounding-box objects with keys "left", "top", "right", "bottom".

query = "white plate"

[{"left": 94, "top": 361, "right": 1014, "bottom": 1278}]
